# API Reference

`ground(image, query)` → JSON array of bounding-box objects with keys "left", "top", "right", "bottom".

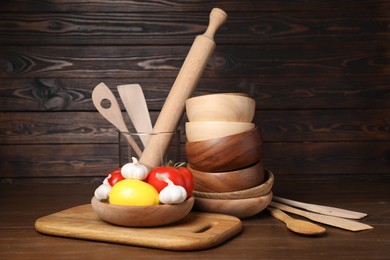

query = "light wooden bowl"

[
  {"left": 91, "top": 197, "right": 194, "bottom": 227},
  {"left": 193, "top": 170, "right": 274, "bottom": 199},
  {"left": 194, "top": 191, "right": 273, "bottom": 219},
  {"left": 189, "top": 161, "right": 265, "bottom": 192},
  {"left": 186, "top": 93, "right": 255, "bottom": 122},
  {"left": 185, "top": 128, "right": 262, "bottom": 172},
  {"left": 185, "top": 121, "right": 255, "bottom": 142}
]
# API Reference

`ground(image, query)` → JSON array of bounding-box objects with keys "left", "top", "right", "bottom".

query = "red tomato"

[
  {"left": 177, "top": 166, "right": 194, "bottom": 198},
  {"left": 106, "top": 168, "right": 125, "bottom": 186},
  {"left": 146, "top": 165, "right": 194, "bottom": 199},
  {"left": 146, "top": 166, "right": 186, "bottom": 192}
]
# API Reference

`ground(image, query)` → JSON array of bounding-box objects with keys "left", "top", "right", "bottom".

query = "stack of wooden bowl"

[{"left": 184, "top": 93, "right": 274, "bottom": 219}]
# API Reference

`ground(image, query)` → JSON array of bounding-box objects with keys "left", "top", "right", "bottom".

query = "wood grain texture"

[
  {"left": 0, "top": 12, "right": 388, "bottom": 45},
  {"left": 1, "top": 43, "right": 388, "bottom": 78},
  {"left": 1, "top": 110, "right": 387, "bottom": 144},
  {"left": 0, "top": 0, "right": 388, "bottom": 13},
  {"left": 0, "top": 77, "right": 388, "bottom": 111},
  {"left": 0, "top": 144, "right": 119, "bottom": 178},
  {"left": 263, "top": 142, "right": 390, "bottom": 175},
  {"left": 0, "top": 0, "right": 388, "bottom": 181}
]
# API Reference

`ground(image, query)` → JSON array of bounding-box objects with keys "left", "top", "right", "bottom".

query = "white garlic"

[
  {"left": 94, "top": 183, "right": 112, "bottom": 201},
  {"left": 156, "top": 174, "right": 187, "bottom": 204},
  {"left": 121, "top": 157, "right": 149, "bottom": 180}
]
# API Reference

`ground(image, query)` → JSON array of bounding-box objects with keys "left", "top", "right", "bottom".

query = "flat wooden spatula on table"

[
  {"left": 273, "top": 196, "right": 367, "bottom": 219},
  {"left": 269, "top": 201, "right": 373, "bottom": 232}
]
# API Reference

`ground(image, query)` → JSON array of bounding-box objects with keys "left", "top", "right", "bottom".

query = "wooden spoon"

[
  {"left": 267, "top": 207, "right": 326, "bottom": 236},
  {"left": 117, "top": 84, "right": 153, "bottom": 146},
  {"left": 92, "top": 82, "right": 142, "bottom": 157}
]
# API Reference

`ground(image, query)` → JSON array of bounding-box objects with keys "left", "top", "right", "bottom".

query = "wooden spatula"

[
  {"left": 92, "top": 82, "right": 142, "bottom": 157},
  {"left": 273, "top": 196, "right": 367, "bottom": 219},
  {"left": 269, "top": 202, "right": 373, "bottom": 232},
  {"left": 117, "top": 84, "right": 153, "bottom": 146}
]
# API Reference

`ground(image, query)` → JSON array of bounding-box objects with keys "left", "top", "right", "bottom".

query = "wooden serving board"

[{"left": 35, "top": 204, "right": 242, "bottom": 251}]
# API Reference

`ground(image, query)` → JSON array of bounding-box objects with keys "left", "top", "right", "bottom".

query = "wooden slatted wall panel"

[{"left": 0, "top": 0, "right": 389, "bottom": 183}]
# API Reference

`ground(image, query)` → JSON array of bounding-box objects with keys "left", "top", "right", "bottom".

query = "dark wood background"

[{"left": 0, "top": 0, "right": 389, "bottom": 183}]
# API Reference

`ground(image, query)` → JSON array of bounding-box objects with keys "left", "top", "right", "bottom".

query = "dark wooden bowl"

[
  {"left": 189, "top": 161, "right": 264, "bottom": 192},
  {"left": 193, "top": 170, "right": 274, "bottom": 200},
  {"left": 185, "top": 128, "right": 262, "bottom": 172}
]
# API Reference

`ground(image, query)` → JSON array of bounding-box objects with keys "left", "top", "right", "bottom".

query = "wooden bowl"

[
  {"left": 91, "top": 197, "right": 194, "bottom": 227},
  {"left": 193, "top": 169, "right": 274, "bottom": 199},
  {"left": 185, "top": 121, "right": 255, "bottom": 142},
  {"left": 194, "top": 191, "right": 273, "bottom": 219},
  {"left": 186, "top": 93, "right": 255, "bottom": 122},
  {"left": 189, "top": 161, "right": 265, "bottom": 192},
  {"left": 185, "top": 128, "right": 262, "bottom": 172}
]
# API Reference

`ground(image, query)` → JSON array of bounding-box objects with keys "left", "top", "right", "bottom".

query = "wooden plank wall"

[{"left": 0, "top": 1, "right": 389, "bottom": 183}]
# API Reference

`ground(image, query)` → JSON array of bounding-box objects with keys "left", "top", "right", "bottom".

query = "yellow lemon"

[{"left": 109, "top": 179, "right": 159, "bottom": 206}]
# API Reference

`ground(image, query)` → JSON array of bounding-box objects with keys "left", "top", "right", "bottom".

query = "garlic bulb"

[
  {"left": 94, "top": 183, "right": 112, "bottom": 201},
  {"left": 156, "top": 174, "right": 187, "bottom": 204},
  {"left": 121, "top": 157, "right": 149, "bottom": 180}
]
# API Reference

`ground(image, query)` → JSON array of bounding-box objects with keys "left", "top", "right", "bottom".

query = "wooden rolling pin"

[{"left": 139, "top": 8, "right": 228, "bottom": 169}]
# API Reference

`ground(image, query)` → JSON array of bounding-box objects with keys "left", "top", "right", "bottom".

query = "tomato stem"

[{"left": 174, "top": 162, "right": 188, "bottom": 168}]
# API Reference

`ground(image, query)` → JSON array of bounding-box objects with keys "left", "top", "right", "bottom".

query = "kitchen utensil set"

[
  {"left": 92, "top": 82, "right": 143, "bottom": 157},
  {"left": 92, "top": 8, "right": 227, "bottom": 170},
  {"left": 267, "top": 197, "right": 372, "bottom": 235}
]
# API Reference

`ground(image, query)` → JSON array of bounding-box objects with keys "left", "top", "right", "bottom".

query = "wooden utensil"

[
  {"left": 139, "top": 8, "right": 228, "bottom": 169},
  {"left": 267, "top": 207, "right": 326, "bottom": 236},
  {"left": 269, "top": 201, "right": 373, "bottom": 232},
  {"left": 117, "top": 84, "right": 153, "bottom": 146},
  {"left": 92, "top": 83, "right": 142, "bottom": 157},
  {"left": 272, "top": 196, "right": 367, "bottom": 219},
  {"left": 35, "top": 204, "right": 242, "bottom": 251}
]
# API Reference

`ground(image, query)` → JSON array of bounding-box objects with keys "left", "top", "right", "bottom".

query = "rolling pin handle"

[{"left": 203, "top": 8, "right": 228, "bottom": 40}]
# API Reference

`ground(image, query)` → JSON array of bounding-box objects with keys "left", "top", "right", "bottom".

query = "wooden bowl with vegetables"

[
  {"left": 185, "top": 121, "right": 255, "bottom": 142},
  {"left": 92, "top": 158, "right": 195, "bottom": 227},
  {"left": 185, "top": 93, "right": 255, "bottom": 122},
  {"left": 91, "top": 196, "right": 194, "bottom": 227},
  {"left": 189, "top": 161, "right": 265, "bottom": 192},
  {"left": 185, "top": 128, "right": 262, "bottom": 172}
]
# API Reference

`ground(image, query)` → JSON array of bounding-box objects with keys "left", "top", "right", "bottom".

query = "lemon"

[{"left": 109, "top": 179, "right": 159, "bottom": 206}]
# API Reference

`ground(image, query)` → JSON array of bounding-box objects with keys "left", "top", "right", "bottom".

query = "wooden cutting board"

[{"left": 35, "top": 204, "right": 242, "bottom": 251}]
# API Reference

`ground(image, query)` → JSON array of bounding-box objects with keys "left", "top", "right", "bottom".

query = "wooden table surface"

[{"left": 1, "top": 176, "right": 389, "bottom": 260}]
